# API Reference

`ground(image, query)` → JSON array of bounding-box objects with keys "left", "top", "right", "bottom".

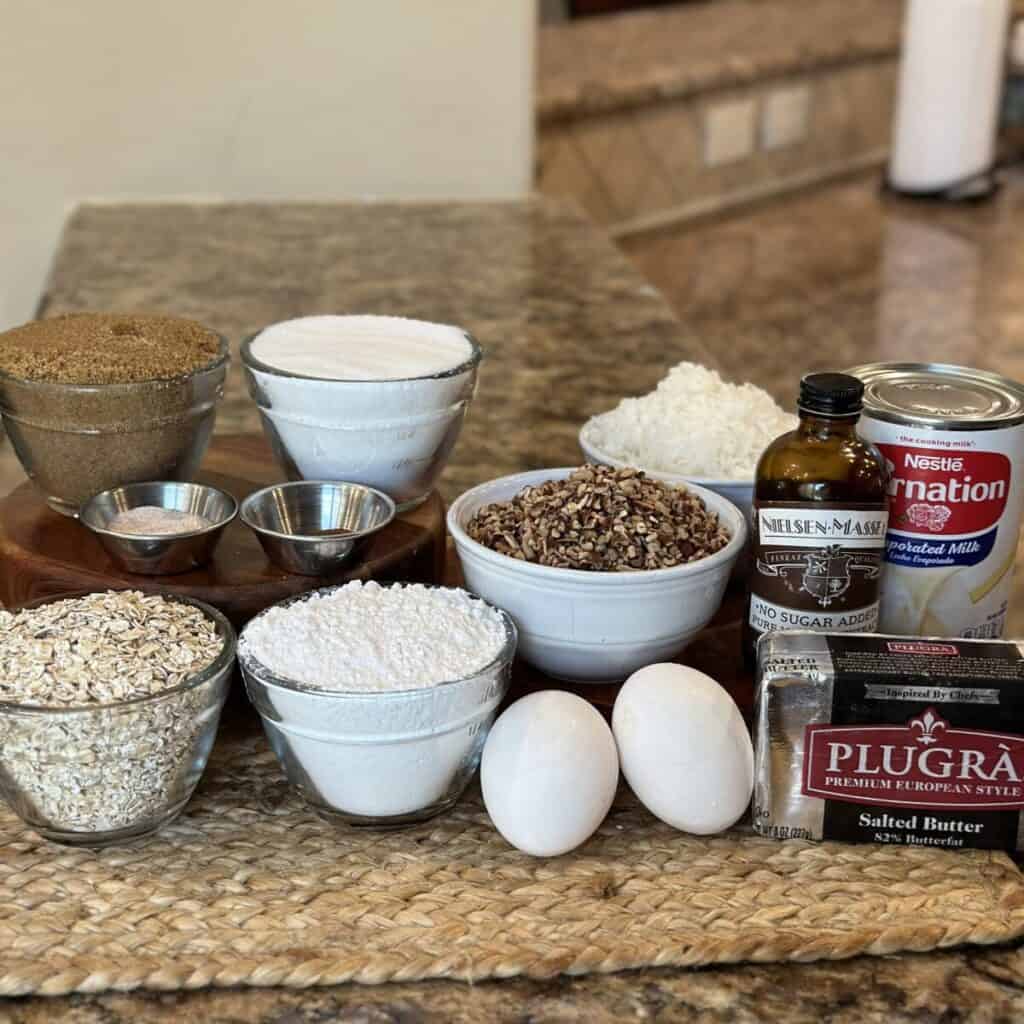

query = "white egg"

[
  {"left": 481, "top": 690, "right": 619, "bottom": 857},
  {"left": 612, "top": 663, "right": 753, "bottom": 835}
]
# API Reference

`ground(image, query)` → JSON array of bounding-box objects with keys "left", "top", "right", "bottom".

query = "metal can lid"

[{"left": 845, "top": 362, "right": 1024, "bottom": 430}]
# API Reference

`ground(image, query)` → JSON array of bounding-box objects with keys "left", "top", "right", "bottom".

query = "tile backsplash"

[{"left": 537, "top": 60, "right": 897, "bottom": 234}]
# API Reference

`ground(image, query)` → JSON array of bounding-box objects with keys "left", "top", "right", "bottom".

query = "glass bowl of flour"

[
  {"left": 241, "top": 315, "right": 482, "bottom": 511},
  {"left": 238, "top": 581, "right": 516, "bottom": 827}
]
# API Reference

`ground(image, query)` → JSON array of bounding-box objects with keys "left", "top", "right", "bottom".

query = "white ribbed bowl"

[{"left": 448, "top": 467, "right": 746, "bottom": 683}]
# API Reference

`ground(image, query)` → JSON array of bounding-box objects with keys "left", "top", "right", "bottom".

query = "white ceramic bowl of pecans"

[{"left": 447, "top": 466, "right": 746, "bottom": 683}]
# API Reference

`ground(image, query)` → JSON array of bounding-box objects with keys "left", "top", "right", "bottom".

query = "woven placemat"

[{"left": 3, "top": 730, "right": 1024, "bottom": 997}]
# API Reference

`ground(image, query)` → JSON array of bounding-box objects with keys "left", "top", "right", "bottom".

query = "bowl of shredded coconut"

[
  {"left": 238, "top": 580, "right": 516, "bottom": 827},
  {"left": 579, "top": 362, "right": 796, "bottom": 520}
]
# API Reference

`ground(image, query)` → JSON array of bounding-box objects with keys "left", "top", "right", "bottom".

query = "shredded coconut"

[
  {"left": 239, "top": 581, "right": 508, "bottom": 692},
  {"left": 584, "top": 362, "right": 796, "bottom": 480}
]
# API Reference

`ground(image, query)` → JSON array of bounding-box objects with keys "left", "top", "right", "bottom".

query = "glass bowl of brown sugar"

[{"left": 0, "top": 313, "right": 229, "bottom": 515}]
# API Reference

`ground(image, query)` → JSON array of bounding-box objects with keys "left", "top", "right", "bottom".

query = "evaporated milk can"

[{"left": 848, "top": 362, "right": 1024, "bottom": 639}]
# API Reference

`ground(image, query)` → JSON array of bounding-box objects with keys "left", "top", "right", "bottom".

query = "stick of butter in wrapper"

[{"left": 753, "top": 631, "right": 1024, "bottom": 851}]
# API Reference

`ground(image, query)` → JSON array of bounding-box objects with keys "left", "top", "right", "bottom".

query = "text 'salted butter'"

[{"left": 754, "top": 631, "right": 1024, "bottom": 851}]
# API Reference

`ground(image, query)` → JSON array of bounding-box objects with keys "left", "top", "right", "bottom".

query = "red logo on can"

[
  {"left": 802, "top": 708, "right": 1024, "bottom": 809},
  {"left": 878, "top": 445, "right": 1010, "bottom": 536}
]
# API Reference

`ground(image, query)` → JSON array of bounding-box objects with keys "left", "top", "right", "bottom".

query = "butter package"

[{"left": 753, "top": 631, "right": 1024, "bottom": 851}]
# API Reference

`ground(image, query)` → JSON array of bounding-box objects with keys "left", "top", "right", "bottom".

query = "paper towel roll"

[{"left": 889, "top": 0, "right": 1012, "bottom": 195}]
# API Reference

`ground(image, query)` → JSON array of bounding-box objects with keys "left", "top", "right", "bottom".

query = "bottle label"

[{"left": 749, "top": 503, "right": 888, "bottom": 636}]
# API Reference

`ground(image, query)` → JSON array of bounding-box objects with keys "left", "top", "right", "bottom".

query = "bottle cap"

[{"left": 798, "top": 372, "right": 864, "bottom": 417}]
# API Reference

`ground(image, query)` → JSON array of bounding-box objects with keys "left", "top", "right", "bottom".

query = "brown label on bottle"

[{"left": 749, "top": 502, "right": 888, "bottom": 636}]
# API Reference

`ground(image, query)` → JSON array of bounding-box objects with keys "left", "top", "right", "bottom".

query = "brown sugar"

[{"left": 0, "top": 313, "right": 222, "bottom": 384}]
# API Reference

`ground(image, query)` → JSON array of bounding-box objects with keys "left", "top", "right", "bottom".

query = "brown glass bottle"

[{"left": 743, "top": 373, "right": 889, "bottom": 668}]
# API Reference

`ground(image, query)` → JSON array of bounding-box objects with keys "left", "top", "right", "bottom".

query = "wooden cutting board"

[{"left": 0, "top": 434, "right": 445, "bottom": 626}]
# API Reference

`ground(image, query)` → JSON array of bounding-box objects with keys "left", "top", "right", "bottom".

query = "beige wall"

[{"left": 0, "top": 2, "right": 536, "bottom": 328}]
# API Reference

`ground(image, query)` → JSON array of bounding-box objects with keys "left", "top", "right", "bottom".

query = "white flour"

[
  {"left": 240, "top": 581, "right": 507, "bottom": 692},
  {"left": 239, "top": 582, "right": 513, "bottom": 821}
]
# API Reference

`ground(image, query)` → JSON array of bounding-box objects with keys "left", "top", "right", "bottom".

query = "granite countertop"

[{"left": 4, "top": 182, "right": 1024, "bottom": 1020}]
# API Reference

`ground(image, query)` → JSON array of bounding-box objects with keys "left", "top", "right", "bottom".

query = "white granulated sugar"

[
  {"left": 240, "top": 581, "right": 507, "bottom": 692},
  {"left": 250, "top": 315, "right": 472, "bottom": 380},
  {"left": 585, "top": 362, "right": 796, "bottom": 481}
]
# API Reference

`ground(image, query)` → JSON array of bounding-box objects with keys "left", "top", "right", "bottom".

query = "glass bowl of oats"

[{"left": 0, "top": 590, "right": 235, "bottom": 847}]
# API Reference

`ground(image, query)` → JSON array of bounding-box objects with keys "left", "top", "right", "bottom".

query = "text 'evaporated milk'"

[{"left": 848, "top": 363, "right": 1024, "bottom": 639}]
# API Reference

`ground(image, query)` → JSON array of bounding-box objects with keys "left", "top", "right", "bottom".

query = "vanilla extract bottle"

[{"left": 743, "top": 373, "right": 889, "bottom": 667}]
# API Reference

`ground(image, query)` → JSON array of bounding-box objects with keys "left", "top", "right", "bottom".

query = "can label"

[
  {"left": 749, "top": 503, "right": 887, "bottom": 636},
  {"left": 859, "top": 418, "right": 1024, "bottom": 638},
  {"left": 885, "top": 446, "right": 1008, "bottom": 566}
]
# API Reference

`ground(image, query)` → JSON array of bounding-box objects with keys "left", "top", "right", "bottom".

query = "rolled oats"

[
  {"left": 466, "top": 466, "right": 730, "bottom": 571},
  {"left": 0, "top": 590, "right": 221, "bottom": 706},
  {"left": 0, "top": 591, "right": 228, "bottom": 838}
]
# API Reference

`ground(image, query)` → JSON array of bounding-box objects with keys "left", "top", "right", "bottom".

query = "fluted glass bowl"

[
  {"left": 0, "top": 337, "right": 229, "bottom": 515},
  {"left": 239, "top": 584, "right": 516, "bottom": 827},
  {"left": 241, "top": 329, "right": 480, "bottom": 511},
  {"left": 0, "top": 593, "right": 236, "bottom": 847}
]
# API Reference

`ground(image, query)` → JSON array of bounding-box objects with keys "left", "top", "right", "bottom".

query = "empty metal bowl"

[
  {"left": 239, "top": 481, "right": 396, "bottom": 576},
  {"left": 79, "top": 481, "right": 237, "bottom": 575}
]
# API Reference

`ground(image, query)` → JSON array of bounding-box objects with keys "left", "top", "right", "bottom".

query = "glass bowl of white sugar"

[
  {"left": 241, "top": 315, "right": 482, "bottom": 511},
  {"left": 237, "top": 580, "right": 516, "bottom": 827}
]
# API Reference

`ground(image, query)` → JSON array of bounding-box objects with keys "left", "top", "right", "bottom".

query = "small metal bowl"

[
  {"left": 240, "top": 480, "right": 396, "bottom": 576},
  {"left": 79, "top": 481, "right": 237, "bottom": 576}
]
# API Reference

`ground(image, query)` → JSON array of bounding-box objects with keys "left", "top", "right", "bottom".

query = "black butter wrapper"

[{"left": 753, "top": 631, "right": 1024, "bottom": 851}]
